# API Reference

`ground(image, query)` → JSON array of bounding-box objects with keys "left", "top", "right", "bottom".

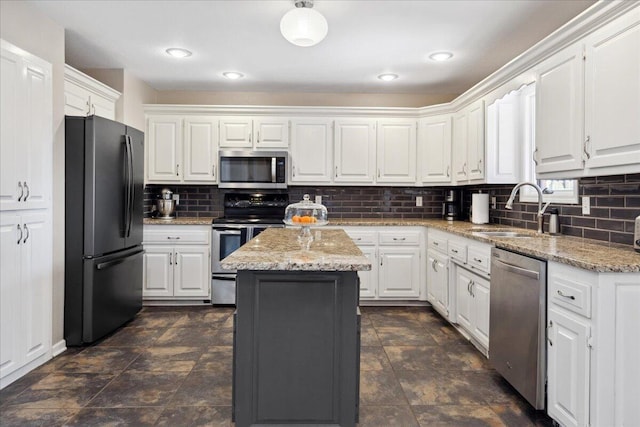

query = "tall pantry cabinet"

[{"left": 0, "top": 39, "right": 53, "bottom": 389}]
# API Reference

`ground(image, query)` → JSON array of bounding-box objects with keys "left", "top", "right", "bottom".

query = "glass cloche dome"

[{"left": 284, "top": 194, "right": 328, "bottom": 226}]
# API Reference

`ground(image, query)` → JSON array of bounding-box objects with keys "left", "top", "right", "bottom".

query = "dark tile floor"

[{"left": 0, "top": 306, "right": 554, "bottom": 426}]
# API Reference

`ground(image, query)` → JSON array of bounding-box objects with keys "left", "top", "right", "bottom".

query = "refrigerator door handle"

[
  {"left": 126, "top": 135, "right": 135, "bottom": 238},
  {"left": 96, "top": 248, "right": 144, "bottom": 270},
  {"left": 123, "top": 136, "right": 131, "bottom": 238}
]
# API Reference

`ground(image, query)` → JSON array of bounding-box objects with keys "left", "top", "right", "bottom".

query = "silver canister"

[
  {"left": 548, "top": 208, "right": 560, "bottom": 235},
  {"left": 634, "top": 215, "right": 640, "bottom": 252}
]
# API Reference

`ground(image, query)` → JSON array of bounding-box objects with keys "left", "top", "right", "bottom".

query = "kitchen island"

[{"left": 221, "top": 228, "right": 371, "bottom": 427}]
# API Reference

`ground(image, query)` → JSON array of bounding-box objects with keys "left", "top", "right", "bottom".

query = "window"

[{"left": 519, "top": 82, "right": 579, "bottom": 204}]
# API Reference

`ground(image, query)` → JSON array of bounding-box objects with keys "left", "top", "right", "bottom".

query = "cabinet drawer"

[
  {"left": 467, "top": 245, "right": 490, "bottom": 274},
  {"left": 378, "top": 230, "right": 421, "bottom": 246},
  {"left": 143, "top": 227, "right": 210, "bottom": 244},
  {"left": 549, "top": 273, "right": 592, "bottom": 318},
  {"left": 428, "top": 234, "right": 448, "bottom": 253},
  {"left": 448, "top": 240, "right": 467, "bottom": 263},
  {"left": 343, "top": 230, "right": 377, "bottom": 246}
]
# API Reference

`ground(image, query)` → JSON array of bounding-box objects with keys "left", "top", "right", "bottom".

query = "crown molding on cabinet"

[
  {"left": 64, "top": 64, "right": 121, "bottom": 101},
  {"left": 145, "top": 1, "right": 636, "bottom": 119}
]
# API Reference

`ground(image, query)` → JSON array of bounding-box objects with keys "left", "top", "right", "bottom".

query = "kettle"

[{"left": 155, "top": 188, "right": 176, "bottom": 219}]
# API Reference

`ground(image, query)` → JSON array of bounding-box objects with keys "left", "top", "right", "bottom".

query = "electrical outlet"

[
  {"left": 173, "top": 194, "right": 179, "bottom": 206},
  {"left": 416, "top": 196, "right": 423, "bottom": 207},
  {"left": 582, "top": 196, "right": 590, "bottom": 215},
  {"left": 491, "top": 196, "right": 497, "bottom": 209},
  {"left": 315, "top": 195, "right": 322, "bottom": 205}
]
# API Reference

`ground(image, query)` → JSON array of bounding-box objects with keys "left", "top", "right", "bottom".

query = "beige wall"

[
  {"left": 83, "top": 68, "right": 157, "bottom": 131},
  {"left": 1, "top": 0, "right": 66, "bottom": 347},
  {"left": 156, "top": 90, "right": 456, "bottom": 108}
]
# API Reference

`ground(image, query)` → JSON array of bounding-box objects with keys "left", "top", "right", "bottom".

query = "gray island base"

[{"left": 222, "top": 229, "right": 371, "bottom": 427}]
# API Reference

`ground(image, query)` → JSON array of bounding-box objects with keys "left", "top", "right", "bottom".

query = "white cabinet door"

[
  {"left": 471, "top": 274, "right": 490, "bottom": 349},
  {"left": 584, "top": 9, "right": 640, "bottom": 172},
  {"left": 63, "top": 80, "right": 90, "bottom": 116},
  {"left": 0, "top": 213, "right": 21, "bottom": 379},
  {"left": 418, "top": 115, "right": 452, "bottom": 184},
  {"left": 173, "top": 246, "right": 210, "bottom": 298},
  {"left": 183, "top": 117, "right": 218, "bottom": 182},
  {"left": 254, "top": 118, "right": 289, "bottom": 149},
  {"left": 20, "top": 212, "right": 51, "bottom": 365},
  {"left": 147, "top": 116, "right": 182, "bottom": 182},
  {"left": 535, "top": 43, "right": 585, "bottom": 175},
  {"left": 21, "top": 59, "right": 51, "bottom": 210},
  {"left": 1, "top": 46, "right": 51, "bottom": 212},
  {"left": 219, "top": 117, "right": 252, "bottom": 148},
  {"left": 357, "top": 246, "right": 377, "bottom": 299},
  {"left": 376, "top": 120, "right": 417, "bottom": 184},
  {"left": 547, "top": 307, "right": 590, "bottom": 427},
  {"left": 334, "top": 119, "right": 376, "bottom": 183},
  {"left": 455, "top": 265, "right": 473, "bottom": 331},
  {"left": 452, "top": 110, "right": 468, "bottom": 183},
  {"left": 142, "top": 246, "right": 174, "bottom": 297},
  {"left": 89, "top": 93, "right": 116, "bottom": 121},
  {"left": 290, "top": 118, "right": 333, "bottom": 183},
  {"left": 378, "top": 247, "right": 420, "bottom": 298},
  {"left": 427, "top": 250, "right": 449, "bottom": 317},
  {"left": 467, "top": 100, "right": 485, "bottom": 182}
]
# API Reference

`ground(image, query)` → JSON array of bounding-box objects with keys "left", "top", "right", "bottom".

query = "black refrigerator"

[{"left": 65, "top": 115, "right": 144, "bottom": 345}]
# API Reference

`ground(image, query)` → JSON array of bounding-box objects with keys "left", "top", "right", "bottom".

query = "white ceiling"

[{"left": 30, "top": 0, "right": 596, "bottom": 95}]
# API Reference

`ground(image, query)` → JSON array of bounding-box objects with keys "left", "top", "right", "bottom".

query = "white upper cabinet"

[
  {"left": 334, "top": 119, "right": 376, "bottom": 183},
  {"left": 147, "top": 115, "right": 219, "bottom": 184},
  {"left": 418, "top": 115, "right": 452, "bottom": 185},
  {"left": 535, "top": 43, "right": 586, "bottom": 176},
  {"left": 183, "top": 117, "right": 219, "bottom": 182},
  {"left": 376, "top": 119, "right": 417, "bottom": 184},
  {"left": 452, "top": 100, "right": 484, "bottom": 184},
  {"left": 0, "top": 41, "right": 52, "bottom": 212},
  {"left": 63, "top": 65, "right": 120, "bottom": 121},
  {"left": 290, "top": 118, "right": 333, "bottom": 183},
  {"left": 219, "top": 117, "right": 289, "bottom": 149},
  {"left": 147, "top": 116, "right": 183, "bottom": 182},
  {"left": 584, "top": 9, "right": 640, "bottom": 173}
]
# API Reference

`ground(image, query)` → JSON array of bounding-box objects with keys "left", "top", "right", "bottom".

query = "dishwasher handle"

[{"left": 493, "top": 258, "right": 540, "bottom": 280}]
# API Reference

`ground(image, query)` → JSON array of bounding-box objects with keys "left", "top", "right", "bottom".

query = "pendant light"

[{"left": 280, "top": 0, "right": 328, "bottom": 47}]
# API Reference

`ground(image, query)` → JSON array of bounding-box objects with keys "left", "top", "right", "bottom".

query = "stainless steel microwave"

[{"left": 218, "top": 150, "right": 288, "bottom": 189}]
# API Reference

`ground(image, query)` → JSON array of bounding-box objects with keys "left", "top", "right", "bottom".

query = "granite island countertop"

[
  {"left": 221, "top": 228, "right": 371, "bottom": 272},
  {"left": 143, "top": 217, "right": 214, "bottom": 225},
  {"left": 329, "top": 218, "right": 640, "bottom": 273}
]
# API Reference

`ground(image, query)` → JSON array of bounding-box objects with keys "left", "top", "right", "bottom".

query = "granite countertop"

[
  {"left": 329, "top": 218, "right": 640, "bottom": 273},
  {"left": 221, "top": 228, "right": 372, "bottom": 272},
  {"left": 144, "top": 217, "right": 214, "bottom": 225}
]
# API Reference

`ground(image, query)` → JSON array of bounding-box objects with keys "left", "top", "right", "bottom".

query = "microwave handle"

[{"left": 271, "top": 157, "right": 276, "bottom": 183}]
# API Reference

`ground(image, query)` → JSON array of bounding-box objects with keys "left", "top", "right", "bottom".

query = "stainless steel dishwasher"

[{"left": 489, "top": 247, "right": 547, "bottom": 410}]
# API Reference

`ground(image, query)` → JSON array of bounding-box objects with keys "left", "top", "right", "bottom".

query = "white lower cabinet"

[
  {"left": 454, "top": 265, "right": 490, "bottom": 349},
  {"left": 0, "top": 211, "right": 52, "bottom": 388},
  {"left": 142, "top": 225, "right": 211, "bottom": 300},
  {"left": 342, "top": 227, "right": 425, "bottom": 301},
  {"left": 426, "top": 249, "right": 449, "bottom": 318},
  {"left": 546, "top": 261, "right": 640, "bottom": 427}
]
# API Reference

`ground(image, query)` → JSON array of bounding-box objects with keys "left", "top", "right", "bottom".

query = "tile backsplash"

[{"left": 145, "top": 173, "right": 639, "bottom": 246}]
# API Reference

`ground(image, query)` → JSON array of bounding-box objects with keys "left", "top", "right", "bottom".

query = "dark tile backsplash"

[{"left": 145, "top": 173, "right": 639, "bottom": 246}]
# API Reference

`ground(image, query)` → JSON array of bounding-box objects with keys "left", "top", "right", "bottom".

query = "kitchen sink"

[{"left": 472, "top": 231, "right": 538, "bottom": 238}]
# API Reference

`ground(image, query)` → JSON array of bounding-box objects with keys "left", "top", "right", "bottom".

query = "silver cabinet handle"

[
  {"left": 86, "top": 99, "right": 91, "bottom": 115},
  {"left": 174, "top": 252, "right": 178, "bottom": 265},
  {"left": 557, "top": 290, "right": 576, "bottom": 300},
  {"left": 433, "top": 241, "right": 439, "bottom": 246},
  {"left": 380, "top": 255, "right": 383, "bottom": 266},
  {"left": 451, "top": 249, "right": 458, "bottom": 254},
  {"left": 23, "top": 224, "right": 29, "bottom": 243},
  {"left": 446, "top": 165, "right": 450, "bottom": 177},
  {"left": 176, "top": 164, "right": 180, "bottom": 176},
  {"left": 17, "top": 181, "right": 23, "bottom": 202},
  {"left": 463, "top": 163, "right": 467, "bottom": 175},
  {"left": 473, "top": 257, "right": 482, "bottom": 263},
  {"left": 16, "top": 224, "right": 23, "bottom": 244},
  {"left": 584, "top": 136, "right": 591, "bottom": 159},
  {"left": 292, "top": 164, "right": 296, "bottom": 177},
  {"left": 467, "top": 280, "right": 472, "bottom": 295},
  {"left": 377, "top": 169, "right": 381, "bottom": 178},
  {"left": 352, "top": 237, "right": 362, "bottom": 241},
  {"left": 470, "top": 281, "right": 474, "bottom": 297},
  {"left": 477, "top": 159, "right": 482, "bottom": 172},
  {"left": 432, "top": 259, "right": 438, "bottom": 272},
  {"left": 212, "top": 164, "right": 216, "bottom": 177},
  {"left": 548, "top": 320, "right": 553, "bottom": 346},
  {"left": 166, "top": 236, "right": 181, "bottom": 240},
  {"left": 256, "top": 131, "right": 260, "bottom": 143},
  {"left": 533, "top": 148, "right": 538, "bottom": 166},
  {"left": 392, "top": 237, "right": 406, "bottom": 241},
  {"left": 23, "top": 182, "right": 29, "bottom": 201},
  {"left": 335, "top": 165, "right": 338, "bottom": 178},
  {"left": 169, "top": 252, "right": 173, "bottom": 265},
  {"left": 92, "top": 104, "right": 96, "bottom": 115}
]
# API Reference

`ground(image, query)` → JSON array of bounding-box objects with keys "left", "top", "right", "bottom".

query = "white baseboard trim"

[{"left": 51, "top": 339, "right": 67, "bottom": 357}]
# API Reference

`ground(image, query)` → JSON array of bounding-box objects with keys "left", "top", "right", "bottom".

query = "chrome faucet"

[{"left": 505, "top": 182, "right": 553, "bottom": 234}]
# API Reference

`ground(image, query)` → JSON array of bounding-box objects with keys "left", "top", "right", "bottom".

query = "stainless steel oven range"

[{"left": 211, "top": 192, "right": 288, "bottom": 304}]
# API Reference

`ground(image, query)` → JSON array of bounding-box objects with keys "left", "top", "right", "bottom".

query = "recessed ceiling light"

[
  {"left": 223, "top": 72, "right": 244, "bottom": 80},
  {"left": 429, "top": 51, "right": 454, "bottom": 61},
  {"left": 166, "top": 48, "right": 192, "bottom": 58},
  {"left": 378, "top": 73, "right": 398, "bottom": 81}
]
